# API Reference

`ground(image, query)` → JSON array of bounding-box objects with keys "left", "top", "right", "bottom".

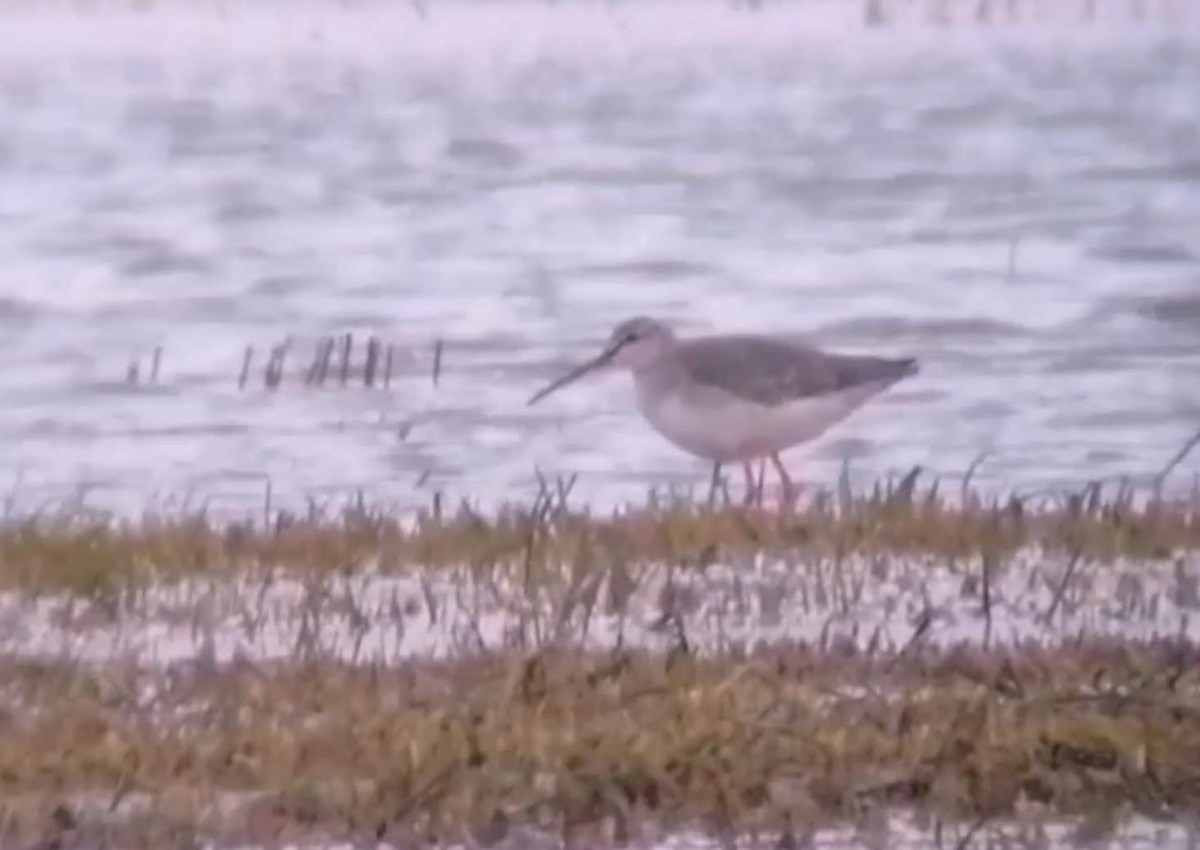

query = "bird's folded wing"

[{"left": 679, "top": 335, "right": 915, "bottom": 408}]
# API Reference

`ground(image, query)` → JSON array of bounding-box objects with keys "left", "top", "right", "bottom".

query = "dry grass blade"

[{"left": 1155, "top": 425, "right": 1200, "bottom": 500}]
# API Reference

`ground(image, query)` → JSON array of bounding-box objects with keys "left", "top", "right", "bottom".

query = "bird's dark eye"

[{"left": 624, "top": 332, "right": 639, "bottom": 343}]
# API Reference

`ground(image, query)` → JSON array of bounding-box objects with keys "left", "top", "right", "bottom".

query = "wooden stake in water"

[
  {"left": 150, "top": 346, "right": 162, "bottom": 383},
  {"left": 316, "top": 337, "right": 334, "bottom": 386},
  {"left": 264, "top": 346, "right": 277, "bottom": 389},
  {"left": 432, "top": 339, "right": 444, "bottom": 386},
  {"left": 365, "top": 336, "right": 380, "bottom": 387},
  {"left": 264, "top": 343, "right": 287, "bottom": 390},
  {"left": 239, "top": 346, "right": 254, "bottom": 390},
  {"left": 340, "top": 333, "right": 353, "bottom": 386},
  {"left": 305, "top": 338, "right": 323, "bottom": 387}
]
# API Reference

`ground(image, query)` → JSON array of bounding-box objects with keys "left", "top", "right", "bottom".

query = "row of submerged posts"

[
  {"left": 238, "top": 333, "right": 445, "bottom": 391},
  {"left": 124, "top": 333, "right": 445, "bottom": 391},
  {"left": 862, "top": 0, "right": 1182, "bottom": 26}
]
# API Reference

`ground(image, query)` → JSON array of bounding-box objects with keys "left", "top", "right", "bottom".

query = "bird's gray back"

[{"left": 675, "top": 334, "right": 917, "bottom": 407}]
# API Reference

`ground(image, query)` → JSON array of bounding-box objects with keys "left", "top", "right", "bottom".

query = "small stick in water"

[
  {"left": 340, "top": 333, "right": 353, "bottom": 386},
  {"left": 264, "top": 345, "right": 281, "bottom": 390},
  {"left": 432, "top": 338, "right": 444, "bottom": 386},
  {"left": 316, "top": 337, "right": 334, "bottom": 386},
  {"left": 278, "top": 336, "right": 292, "bottom": 386},
  {"left": 150, "top": 347, "right": 162, "bottom": 383},
  {"left": 383, "top": 344, "right": 394, "bottom": 389},
  {"left": 305, "top": 338, "right": 325, "bottom": 386},
  {"left": 126, "top": 360, "right": 139, "bottom": 386},
  {"left": 364, "top": 336, "right": 379, "bottom": 387},
  {"left": 239, "top": 346, "right": 254, "bottom": 390}
]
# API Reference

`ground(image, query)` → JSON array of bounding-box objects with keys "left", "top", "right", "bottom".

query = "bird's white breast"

[{"left": 634, "top": 377, "right": 888, "bottom": 463}]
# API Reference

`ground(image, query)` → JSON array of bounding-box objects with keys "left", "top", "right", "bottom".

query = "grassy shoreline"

[
  {"left": 2, "top": 476, "right": 1198, "bottom": 596},
  {"left": 0, "top": 481, "right": 1198, "bottom": 845},
  {"left": 2, "top": 641, "right": 1199, "bottom": 847}
]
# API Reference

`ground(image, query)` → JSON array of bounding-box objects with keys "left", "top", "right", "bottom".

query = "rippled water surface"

[{"left": 2, "top": 0, "right": 1199, "bottom": 515}]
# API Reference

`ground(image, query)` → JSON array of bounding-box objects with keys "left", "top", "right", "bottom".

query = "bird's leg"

[
  {"left": 743, "top": 458, "right": 770, "bottom": 506},
  {"left": 769, "top": 452, "right": 797, "bottom": 506},
  {"left": 741, "top": 461, "right": 757, "bottom": 505},
  {"left": 707, "top": 462, "right": 723, "bottom": 506}
]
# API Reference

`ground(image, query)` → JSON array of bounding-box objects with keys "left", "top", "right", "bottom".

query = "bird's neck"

[{"left": 630, "top": 354, "right": 686, "bottom": 400}]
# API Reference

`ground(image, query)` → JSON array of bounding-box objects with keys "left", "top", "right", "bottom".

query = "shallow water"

[
  {"left": 55, "top": 804, "right": 1200, "bottom": 850},
  {"left": 9, "top": 548, "right": 1196, "bottom": 666},
  {"left": 2, "top": 0, "right": 1200, "bottom": 516}
]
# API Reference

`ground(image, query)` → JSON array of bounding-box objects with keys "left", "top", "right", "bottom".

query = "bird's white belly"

[{"left": 637, "top": 384, "right": 879, "bottom": 463}]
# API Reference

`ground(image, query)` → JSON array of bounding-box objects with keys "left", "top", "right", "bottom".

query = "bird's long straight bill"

[{"left": 527, "top": 347, "right": 616, "bottom": 405}]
